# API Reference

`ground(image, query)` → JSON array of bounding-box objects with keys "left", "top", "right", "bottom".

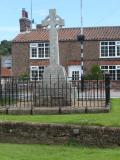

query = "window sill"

[
  {"left": 99, "top": 56, "right": 120, "bottom": 59},
  {"left": 30, "top": 58, "right": 50, "bottom": 60}
]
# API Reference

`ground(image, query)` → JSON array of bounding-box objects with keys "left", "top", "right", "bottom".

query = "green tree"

[
  {"left": 0, "top": 40, "right": 12, "bottom": 56},
  {"left": 85, "top": 64, "right": 103, "bottom": 80},
  {"left": 90, "top": 64, "right": 103, "bottom": 80}
]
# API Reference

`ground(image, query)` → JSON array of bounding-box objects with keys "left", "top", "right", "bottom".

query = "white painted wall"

[
  {"left": 1, "top": 55, "right": 12, "bottom": 68},
  {"left": 68, "top": 65, "right": 81, "bottom": 80}
]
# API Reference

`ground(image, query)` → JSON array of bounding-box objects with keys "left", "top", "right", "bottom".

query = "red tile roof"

[
  {"left": 13, "top": 26, "right": 120, "bottom": 42},
  {"left": 1, "top": 68, "right": 12, "bottom": 77}
]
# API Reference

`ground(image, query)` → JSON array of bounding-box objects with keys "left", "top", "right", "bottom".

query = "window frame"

[
  {"left": 100, "top": 41, "right": 120, "bottom": 58},
  {"left": 30, "top": 42, "right": 50, "bottom": 59},
  {"left": 30, "top": 66, "right": 45, "bottom": 81},
  {"left": 100, "top": 65, "right": 120, "bottom": 80},
  {"left": 72, "top": 71, "right": 80, "bottom": 81}
]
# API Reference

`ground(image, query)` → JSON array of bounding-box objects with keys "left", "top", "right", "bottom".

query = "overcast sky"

[{"left": 0, "top": 0, "right": 120, "bottom": 41}]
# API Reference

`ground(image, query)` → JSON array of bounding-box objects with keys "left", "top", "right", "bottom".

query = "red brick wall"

[
  {"left": 12, "top": 43, "right": 29, "bottom": 76},
  {"left": 12, "top": 42, "right": 50, "bottom": 76},
  {"left": 30, "top": 59, "right": 49, "bottom": 66},
  {"left": 59, "top": 41, "right": 80, "bottom": 71},
  {"left": 12, "top": 40, "right": 120, "bottom": 76},
  {"left": 84, "top": 41, "right": 100, "bottom": 72},
  {"left": 59, "top": 40, "right": 100, "bottom": 73},
  {"left": 99, "top": 60, "right": 120, "bottom": 65}
]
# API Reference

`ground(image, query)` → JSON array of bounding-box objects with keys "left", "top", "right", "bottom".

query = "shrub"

[
  {"left": 19, "top": 73, "right": 29, "bottom": 81},
  {"left": 85, "top": 64, "right": 103, "bottom": 80}
]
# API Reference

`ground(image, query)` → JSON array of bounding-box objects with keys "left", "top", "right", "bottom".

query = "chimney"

[
  {"left": 19, "top": 8, "right": 31, "bottom": 32},
  {"left": 36, "top": 24, "right": 43, "bottom": 29}
]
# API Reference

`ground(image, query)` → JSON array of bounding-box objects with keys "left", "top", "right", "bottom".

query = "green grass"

[
  {"left": 0, "top": 100, "right": 120, "bottom": 160},
  {"left": 0, "top": 143, "right": 120, "bottom": 160},
  {"left": 0, "top": 99, "right": 120, "bottom": 127}
]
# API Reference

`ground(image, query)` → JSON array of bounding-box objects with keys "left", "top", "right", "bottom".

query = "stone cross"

[{"left": 42, "top": 9, "right": 64, "bottom": 65}]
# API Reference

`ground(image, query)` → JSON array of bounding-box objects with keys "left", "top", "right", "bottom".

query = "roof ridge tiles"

[{"left": 13, "top": 26, "right": 120, "bottom": 42}]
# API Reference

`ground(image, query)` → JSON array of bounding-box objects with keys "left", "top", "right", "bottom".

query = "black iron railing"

[{"left": 0, "top": 74, "right": 110, "bottom": 114}]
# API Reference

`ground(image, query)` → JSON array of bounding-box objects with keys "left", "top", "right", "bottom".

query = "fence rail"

[{"left": 0, "top": 74, "right": 110, "bottom": 114}]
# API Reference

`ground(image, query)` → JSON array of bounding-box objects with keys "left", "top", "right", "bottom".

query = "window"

[
  {"left": 100, "top": 41, "right": 120, "bottom": 58},
  {"left": 31, "top": 48, "right": 37, "bottom": 57},
  {"left": 101, "top": 65, "right": 120, "bottom": 80},
  {"left": 30, "top": 66, "right": 45, "bottom": 80},
  {"left": 30, "top": 43, "right": 50, "bottom": 59},
  {"left": 72, "top": 71, "right": 80, "bottom": 81}
]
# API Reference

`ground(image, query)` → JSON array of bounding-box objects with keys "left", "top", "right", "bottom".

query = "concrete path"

[{"left": 111, "top": 89, "right": 120, "bottom": 98}]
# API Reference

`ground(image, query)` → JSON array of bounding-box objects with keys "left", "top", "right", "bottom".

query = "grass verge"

[
  {"left": 0, "top": 143, "right": 120, "bottom": 160},
  {"left": 0, "top": 99, "right": 119, "bottom": 127}
]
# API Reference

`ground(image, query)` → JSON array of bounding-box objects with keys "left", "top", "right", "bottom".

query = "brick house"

[{"left": 12, "top": 9, "right": 120, "bottom": 83}]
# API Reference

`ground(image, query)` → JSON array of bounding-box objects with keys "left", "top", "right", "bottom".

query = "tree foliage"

[
  {"left": 85, "top": 64, "right": 103, "bottom": 80},
  {"left": 0, "top": 40, "right": 12, "bottom": 56}
]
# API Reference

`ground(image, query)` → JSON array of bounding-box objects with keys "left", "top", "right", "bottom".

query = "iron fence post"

[
  {"left": 81, "top": 74, "right": 84, "bottom": 92},
  {"left": 105, "top": 73, "right": 110, "bottom": 106}
]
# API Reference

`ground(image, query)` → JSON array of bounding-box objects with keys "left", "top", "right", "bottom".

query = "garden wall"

[
  {"left": 110, "top": 80, "right": 120, "bottom": 90},
  {"left": 0, "top": 122, "right": 120, "bottom": 147}
]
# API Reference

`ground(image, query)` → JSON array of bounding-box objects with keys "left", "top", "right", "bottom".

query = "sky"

[{"left": 0, "top": 0, "right": 120, "bottom": 41}]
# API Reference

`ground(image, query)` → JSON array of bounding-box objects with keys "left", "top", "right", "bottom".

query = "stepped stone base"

[
  {"left": 43, "top": 64, "right": 67, "bottom": 87},
  {"left": 33, "top": 65, "right": 74, "bottom": 107}
]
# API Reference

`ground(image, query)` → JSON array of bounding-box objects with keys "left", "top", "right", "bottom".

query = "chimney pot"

[{"left": 22, "top": 8, "right": 28, "bottom": 18}]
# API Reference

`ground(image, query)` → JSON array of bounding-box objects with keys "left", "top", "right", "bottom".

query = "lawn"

[
  {"left": 0, "top": 99, "right": 120, "bottom": 127},
  {"left": 0, "top": 143, "right": 120, "bottom": 160},
  {"left": 0, "top": 100, "right": 120, "bottom": 160}
]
